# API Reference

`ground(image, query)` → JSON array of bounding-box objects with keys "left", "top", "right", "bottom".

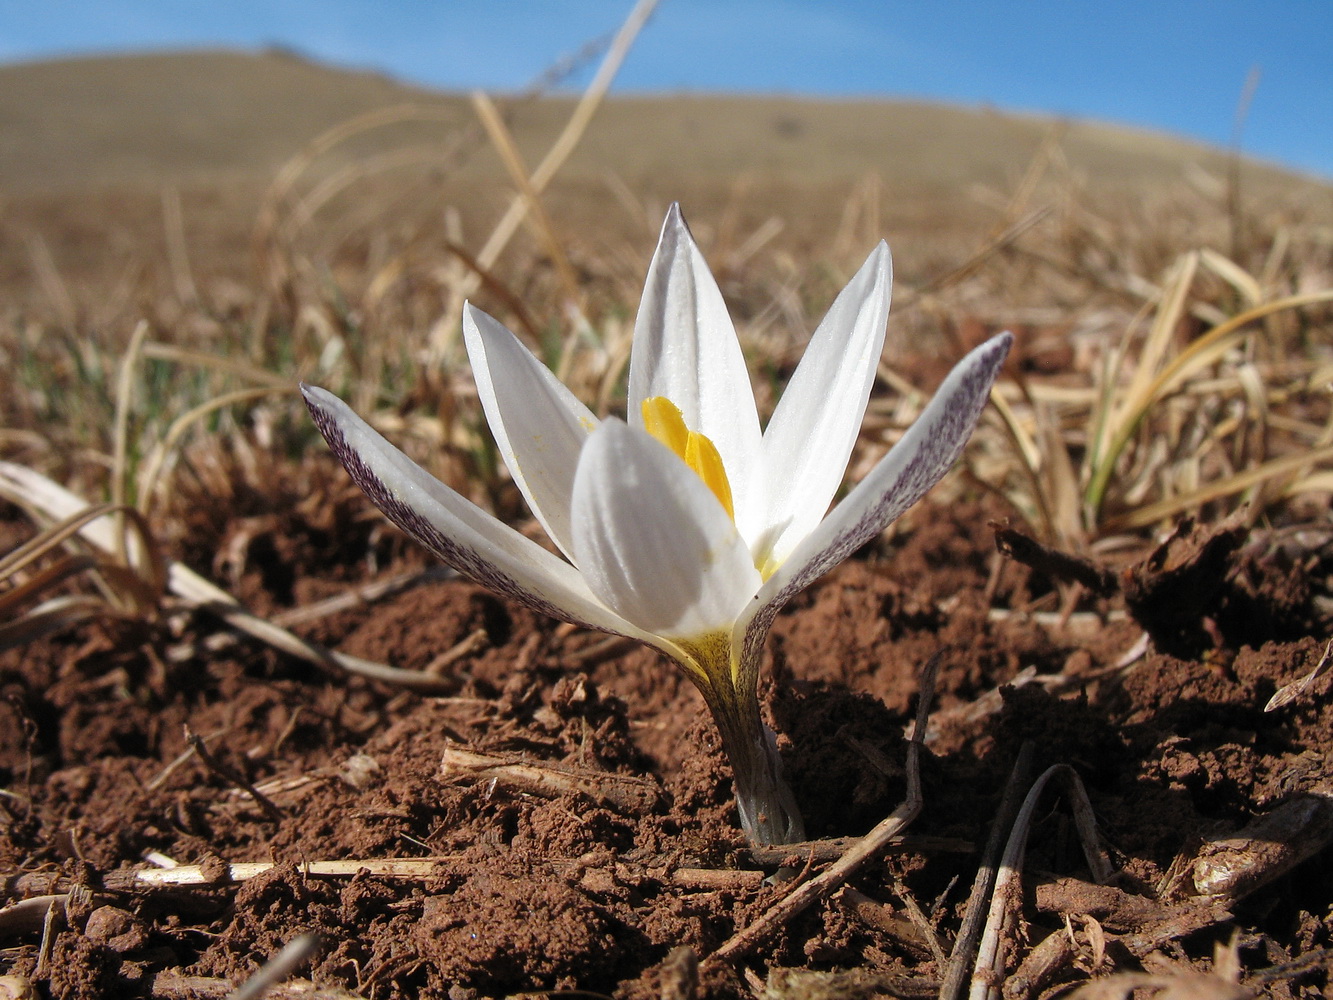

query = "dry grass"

[
  {"left": 1, "top": 14, "right": 1332, "bottom": 667},
  {"left": 1, "top": 25, "right": 1332, "bottom": 998}
]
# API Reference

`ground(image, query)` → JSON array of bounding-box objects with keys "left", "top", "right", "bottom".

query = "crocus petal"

[
  {"left": 571, "top": 419, "right": 762, "bottom": 640},
  {"left": 627, "top": 204, "right": 763, "bottom": 528},
  {"left": 754, "top": 241, "right": 892, "bottom": 570},
  {"left": 302, "top": 384, "right": 657, "bottom": 644},
  {"left": 464, "top": 303, "right": 598, "bottom": 562},
  {"left": 735, "top": 332, "right": 1012, "bottom": 669}
]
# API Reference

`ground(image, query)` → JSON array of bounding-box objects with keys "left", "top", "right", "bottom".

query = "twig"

[
  {"left": 0, "top": 462, "right": 456, "bottom": 692},
  {"left": 1190, "top": 789, "right": 1333, "bottom": 900},
  {"left": 0, "top": 895, "right": 68, "bottom": 937},
  {"left": 991, "top": 523, "right": 1119, "bottom": 597},
  {"left": 840, "top": 887, "right": 934, "bottom": 959},
  {"left": 747, "top": 833, "right": 972, "bottom": 866},
  {"left": 227, "top": 933, "right": 321, "bottom": 1000},
  {"left": 560, "top": 634, "right": 637, "bottom": 668},
  {"left": 1245, "top": 947, "right": 1333, "bottom": 988},
  {"left": 440, "top": 745, "right": 663, "bottom": 814},
  {"left": 707, "top": 650, "right": 942, "bottom": 964},
  {"left": 1265, "top": 637, "right": 1333, "bottom": 711},
  {"left": 34, "top": 895, "right": 60, "bottom": 978},
  {"left": 130, "top": 858, "right": 450, "bottom": 888},
  {"left": 152, "top": 970, "right": 365, "bottom": 1000},
  {"left": 968, "top": 765, "right": 1110, "bottom": 1000},
  {"left": 462, "top": 0, "right": 660, "bottom": 288},
  {"left": 424, "top": 627, "right": 489, "bottom": 675},
  {"left": 939, "top": 743, "right": 1035, "bottom": 1000},
  {"left": 3, "top": 856, "right": 765, "bottom": 899},
  {"left": 890, "top": 874, "right": 948, "bottom": 965},
  {"left": 185, "top": 727, "right": 283, "bottom": 824}
]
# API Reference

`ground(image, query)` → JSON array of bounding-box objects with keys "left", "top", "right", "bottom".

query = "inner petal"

[{"left": 641, "top": 396, "right": 735, "bottom": 521}]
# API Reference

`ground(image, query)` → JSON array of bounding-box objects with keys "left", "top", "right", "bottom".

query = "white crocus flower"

[{"left": 303, "top": 205, "right": 1011, "bottom": 845}]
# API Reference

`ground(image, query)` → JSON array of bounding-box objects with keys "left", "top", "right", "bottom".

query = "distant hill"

[
  {"left": 1, "top": 48, "right": 1328, "bottom": 310},
  {"left": 0, "top": 48, "right": 1323, "bottom": 200}
]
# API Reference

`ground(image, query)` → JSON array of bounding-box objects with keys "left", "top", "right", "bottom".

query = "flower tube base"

[{"left": 700, "top": 681, "right": 806, "bottom": 846}]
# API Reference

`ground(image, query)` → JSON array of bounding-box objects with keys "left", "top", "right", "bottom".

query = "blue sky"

[{"left": 2, "top": 1, "right": 1330, "bottom": 179}]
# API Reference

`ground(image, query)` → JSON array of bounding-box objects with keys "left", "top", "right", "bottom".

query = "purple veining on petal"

[
  {"left": 738, "top": 333, "right": 1011, "bottom": 682},
  {"left": 305, "top": 392, "right": 620, "bottom": 638}
]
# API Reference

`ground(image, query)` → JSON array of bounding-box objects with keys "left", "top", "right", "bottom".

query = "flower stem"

[{"left": 702, "top": 683, "right": 806, "bottom": 846}]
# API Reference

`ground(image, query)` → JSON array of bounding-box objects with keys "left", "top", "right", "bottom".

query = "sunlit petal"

[
  {"left": 735, "top": 332, "right": 1013, "bottom": 668},
  {"left": 627, "top": 204, "right": 763, "bottom": 529},
  {"left": 302, "top": 384, "right": 655, "bottom": 644},
  {"left": 753, "top": 241, "right": 892, "bottom": 570},
  {"left": 464, "top": 303, "right": 598, "bottom": 561},
  {"left": 571, "top": 419, "right": 762, "bottom": 640}
]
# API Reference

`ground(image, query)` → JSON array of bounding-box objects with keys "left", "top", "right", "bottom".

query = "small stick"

[
  {"left": 185, "top": 727, "right": 283, "bottom": 824},
  {"left": 228, "top": 933, "right": 322, "bottom": 1000},
  {"left": 1002, "top": 928, "right": 1074, "bottom": 1000},
  {"left": 131, "top": 858, "right": 448, "bottom": 888},
  {"left": 0, "top": 894, "right": 67, "bottom": 937},
  {"left": 939, "top": 742, "right": 1035, "bottom": 1000},
  {"left": 152, "top": 970, "right": 366, "bottom": 1000},
  {"left": 1265, "top": 637, "right": 1333, "bottom": 711},
  {"left": 560, "top": 635, "right": 637, "bottom": 668},
  {"left": 1190, "top": 790, "right": 1333, "bottom": 901},
  {"left": 992, "top": 523, "right": 1119, "bottom": 597},
  {"left": 707, "top": 650, "right": 942, "bottom": 964},
  {"left": 11, "top": 856, "right": 771, "bottom": 898},
  {"left": 890, "top": 873, "right": 948, "bottom": 966},
  {"left": 440, "top": 745, "right": 662, "bottom": 814},
  {"left": 423, "top": 627, "right": 489, "bottom": 675},
  {"left": 968, "top": 765, "right": 1110, "bottom": 1000},
  {"left": 34, "top": 896, "right": 60, "bottom": 978},
  {"left": 747, "top": 833, "right": 973, "bottom": 866},
  {"left": 840, "top": 887, "right": 933, "bottom": 959}
]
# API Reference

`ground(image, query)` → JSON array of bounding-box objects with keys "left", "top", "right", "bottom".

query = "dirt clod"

[{"left": 2, "top": 494, "right": 1331, "bottom": 997}]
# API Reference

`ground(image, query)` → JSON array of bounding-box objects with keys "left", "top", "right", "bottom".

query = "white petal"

[
  {"left": 628, "top": 204, "right": 763, "bottom": 527},
  {"left": 571, "top": 419, "right": 762, "bottom": 640},
  {"left": 755, "top": 241, "right": 892, "bottom": 569},
  {"left": 302, "top": 384, "right": 656, "bottom": 643},
  {"left": 735, "top": 332, "right": 1012, "bottom": 659},
  {"left": 463, "top": 303, "right": 597, "bottom": 561}
]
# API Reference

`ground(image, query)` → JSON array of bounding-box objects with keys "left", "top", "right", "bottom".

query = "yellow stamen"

[{"left": 641, "top": 396, "right": 735, "bottom": 521}]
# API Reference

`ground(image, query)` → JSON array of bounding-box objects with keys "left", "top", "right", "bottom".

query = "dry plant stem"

[
  {"left": 440, "top": 745, "right": 662, "bottom": 813},
  {"left": 0, "top": 462, "right": 454, "bottom": 692},
  {"left": 939, "top": 742, "right": 1036, "bottom": 1000},
  {"left": 1002, "top": 931, "right": 1075, "bottom": 1000},
  {"left": 455, "top": 0, "right": 660, "bottom": 306},
  {"left": 747, "top": 834, "right": 973, "bottom": 866},
  {"left": 184, "top": 727, "right": 283, "bottom": 824},
  {"left": 2, "top": 858, "right": 767, "bottom": 909},
  {"left": 34, "top": 898, "right": 58, "bottom": 980},
  {"left": 170, "top": 566, "right": 456, "bottom": 659},
  {"left": 708, "top": 650, "right": 941, "bottom": 963},
  {"left": 227, "top": 933, "right": 321, "bottom": 1000},
  {"left": 1266, "top": 637, "right": 1333, "bottom": 711},
  {"left": 991, "top": 525, "right": 1118, "bottom": 597},
  {"left": 968, "top": 765, "right": 1112, "bottom": 1000},
  {"left": 151, "top": 972, "right": 365, "bottom": 1000},
  {"left": 1190, "top": 788, "right": 1333, "bottom": 900},
  {"left": 1086, "top": 286, "right": 1333, "bottom": 519},
  {"left": 0, "top": 896, "right": 70, "bottom": 936},
  {"left": 470, "top": 90, "right": 585, "bottom": 317}
]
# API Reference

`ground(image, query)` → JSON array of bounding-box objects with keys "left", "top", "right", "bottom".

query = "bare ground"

[{"left": 2, "top": 472, "right": 1331, "bottom": 998}]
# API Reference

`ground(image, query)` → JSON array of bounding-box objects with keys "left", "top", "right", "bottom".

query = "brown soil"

[{"left": 3, "top": 479, "right": 1332, "bottom": 999}]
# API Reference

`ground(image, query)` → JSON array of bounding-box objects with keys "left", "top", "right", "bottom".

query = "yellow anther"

[
  {"left": 684, "top": 430, "right": 734, "bottom": 521},
  {"left": 641, "top": 396, "right": 689, "bottom": 455},
  {"left": 641, "top": 396, "right": 735, "bottom": 521}
]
